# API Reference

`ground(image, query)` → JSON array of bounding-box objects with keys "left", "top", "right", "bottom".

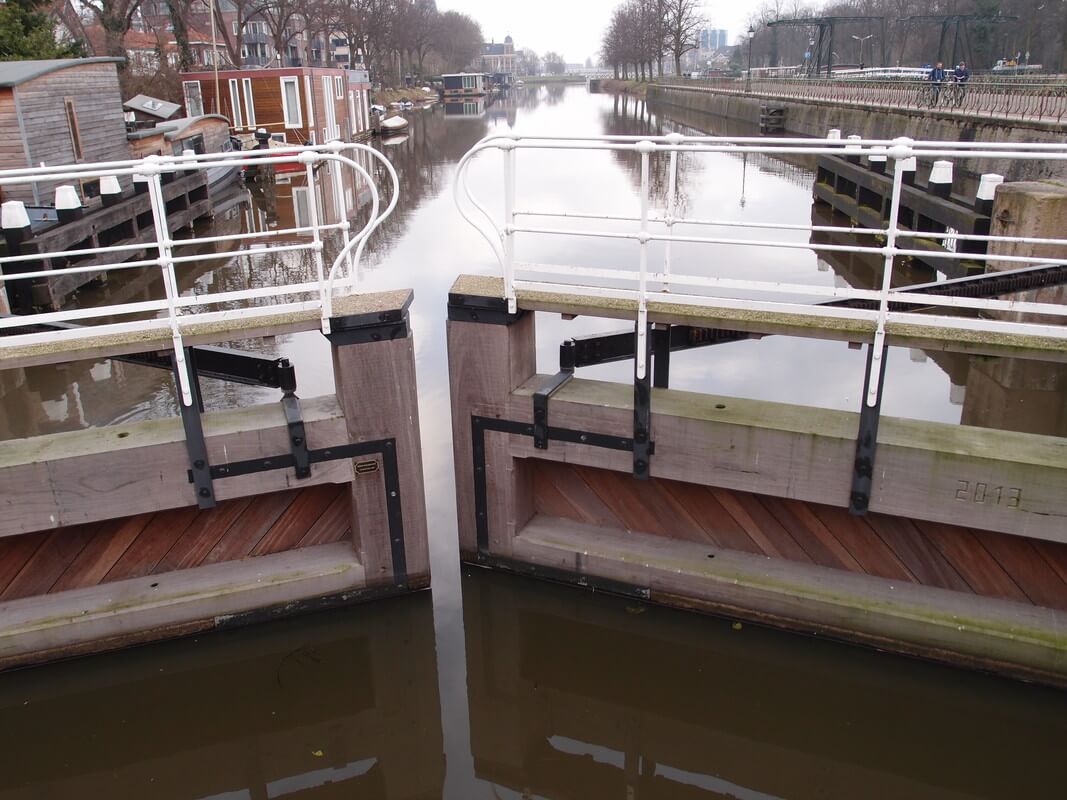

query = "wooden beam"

[
  {"left": 329, "top": 326, "right": 429, "bottom": 586},
  {"left": 449, "top": 275, "right": 1067, "bottom": 363},
  {"left": 0, "top": 541, "right": 365, "bottom": 669},
  {"left": 504, "top": 376, "right": 1067, "bottom": 544},
  {"left": 447, "top": 307, "right": 537, "bottom": 557},
  {"left": 514, "top": 515, "right": 1067, "bottom": 685},
  {"left": 0, "top": 395, "right": 354, "bottom": 537},
  {"left": 0, "top": 289, "right": 414, "bottom": 370}
]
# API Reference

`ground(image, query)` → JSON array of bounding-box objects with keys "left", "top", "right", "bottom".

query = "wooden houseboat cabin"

[
  {"left": 0, "top": 58, "right": 129, "bottom": 204},
  {"left": 127, "top": 114, "right": 240, "bottom": 192},
  {"left": 441, "top": 73, "right": 491, "bottom": 99},
  {"left": 180, "top": 67, "right": 373, "bottom": 145}
]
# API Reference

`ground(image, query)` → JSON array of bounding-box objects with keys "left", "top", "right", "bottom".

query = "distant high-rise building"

[{"left": 697, "top": 28, "right": 729, "bottom": 51}]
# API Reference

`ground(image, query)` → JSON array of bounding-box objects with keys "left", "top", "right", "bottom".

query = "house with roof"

[
  {"left": 476, "top": 36, "right": 516, "bottom": 78},
  {"left": 0, "top": 58, "right": 131, "bottom": 205}
]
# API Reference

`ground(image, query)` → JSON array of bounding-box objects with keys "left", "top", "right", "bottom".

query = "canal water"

[{"left": 2, "top": 85, "right": 1066, "bottom": 798}]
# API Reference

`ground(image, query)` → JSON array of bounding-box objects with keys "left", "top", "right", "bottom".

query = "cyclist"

[
  {"left": 954, "top": 61, "right": 970, "bottom": 82},
  {"left": 928, "top": 61, "right": 946, "bottom": 105}
]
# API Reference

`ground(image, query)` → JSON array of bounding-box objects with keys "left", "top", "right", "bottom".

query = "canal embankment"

[{"left": 647, "top": 83, "right": 1067, "bottom": 181}]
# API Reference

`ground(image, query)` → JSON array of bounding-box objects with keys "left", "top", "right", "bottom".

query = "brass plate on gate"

[{"left": 355, "top": 459, "right": 380, "bottom": 476}]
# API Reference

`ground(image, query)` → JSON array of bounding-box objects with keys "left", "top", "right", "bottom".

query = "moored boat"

[{"left": 379, "top": 115, "right": 410, "bottom": 133}]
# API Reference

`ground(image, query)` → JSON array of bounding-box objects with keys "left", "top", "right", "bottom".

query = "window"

[
  {"left": 304, "top": 75, "right": 314, "bottom": 127},
  {"left": 183, "top": 81, "right": 204, "bottom": 116},
  {"left": 172, "top": 133, "right": 205, "bottom": 156},
  {"left": 64, "top": 98, "right": 83, "bottom": 161},
  {"left": 334, "top": 75, "right": 343, "bottom": 99},
  {"left": 280, "top": 76, "right": 302, "bottom": 128},
  {"left": 462, "top": 75, "right": 477, "bottom": 89},
  {"left": 292, "top": 187, "right": 310, "bottom": 228},
  {"left": 232, "top": 21, "right": 238, "bottom": 36},
  {"left": 242, "top": 78, "right": 256, "bottom": 127},
  {"left": 322, "top": 75, "right": 337, "bottom": 140},
  {"left": 228, "top": 79, "right": 243, "bottom": 127},
  {"left": 331, "top": 38, "right": 347, "bottom": 47}
]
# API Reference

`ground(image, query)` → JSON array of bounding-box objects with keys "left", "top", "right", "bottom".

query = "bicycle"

[
  {"left": 917, "top": 82, "right": 940, "bottom": 107},
  {"left": 945, "top": 78, "right": 967, "bottom": 107}
]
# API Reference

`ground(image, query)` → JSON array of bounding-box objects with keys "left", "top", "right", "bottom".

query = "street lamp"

[
  {"left": 851, "top": 34, "right": 874, "bottom": 70},
  {"left": 746, "top": 26, "right": 756, "bottom": 92}
]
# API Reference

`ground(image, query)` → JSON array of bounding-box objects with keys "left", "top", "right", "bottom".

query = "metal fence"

[
  {"left": 0, "top": 142, "right": 398, "bottom": 408},
  {"left": 655, "top": 77, "right": 1067, "bottom": 124},
  {"left": 454, "top": 132, "right": 1067, "bottom": 413}
]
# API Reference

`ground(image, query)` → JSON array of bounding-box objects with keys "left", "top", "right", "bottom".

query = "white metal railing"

[
  {"left": 454, "top": 132, "right": 1067, "bottom": 409},
  {"left": 0, "top": 142, "right": 398, "bottom": 407}
]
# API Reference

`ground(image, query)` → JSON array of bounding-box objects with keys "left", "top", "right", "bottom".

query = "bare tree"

[
  {"left": 664, "top": 0, "right": 704, "bottom": 75},
  {"left": 432, "top": 9, "right": 481, "bottom": 73},
  {"left": 543, "top": 50, "right": 566, "bottom": 73},
  {"left": 81, "top": 0, "right": 144, "bottom": 59}
]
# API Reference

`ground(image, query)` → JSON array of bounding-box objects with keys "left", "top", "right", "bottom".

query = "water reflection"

[
  {"left": 464, "top": 570, "right": 1067, "bottom": 800},
  {"left": 0, "top": 595, "right": 443, "bottom": 799}
]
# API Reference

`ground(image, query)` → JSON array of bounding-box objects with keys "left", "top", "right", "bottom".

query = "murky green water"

[{"left": 1, "top": 85, "right": 1066, "bottom": 798}]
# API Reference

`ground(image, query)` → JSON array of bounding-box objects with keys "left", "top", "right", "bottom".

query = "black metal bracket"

[
  {"left": 174, "top": 348, "right": 216, "bottom": 509},
  {"left": 633, "top": 323, "right": 652, "bottom": 480},
  {"left": 849, "top": 342, "right": 889, "bottom": 516},
  {"left": 532, "top": 340, "right": 575, "bottom": 449},
  {"left": 117, "top": 345, "right": 298, "bottom": 390},
  {"left": 281, "top": 391, "right": 310, "bottom": 479},
  {"left": 447, "top": 291, "right": 526, "bottom": 325},
  {"left": 323, "top": 299, "right": 412, "bottom": 346},
  {"left": 471, "top": 415, "right": 653, "bottom": 557},
  {"left": 652, "top": 325, "right": 671, "bottom": 389},
  {"left": 188, "top": 437, "right": 408, "bottom": 585}
]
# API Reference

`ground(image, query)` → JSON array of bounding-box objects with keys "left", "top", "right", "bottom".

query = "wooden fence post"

[
  {"left": 326, "top": 290, "right": 429, "bottom": 588},
  {"left": 446, "top": 276, "right": 537, "bottom": 560}
]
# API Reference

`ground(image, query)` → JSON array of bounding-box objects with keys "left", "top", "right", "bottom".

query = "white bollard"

[
  {"left": 100, "top": 175, "right": 122, "bottom": 207},
  {"left": 928, "top": 160, "right": 953, "bottom": 200},
  {"left": 55, "top": 185, "right": 83, "bottom": 224},
  {"left": 975, "top": 173, "right": 1004, "bottom": 215}
]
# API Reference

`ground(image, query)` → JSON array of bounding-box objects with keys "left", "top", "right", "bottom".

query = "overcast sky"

[{"left": 437, "top": 1, "right": 753, "bottom": 65}]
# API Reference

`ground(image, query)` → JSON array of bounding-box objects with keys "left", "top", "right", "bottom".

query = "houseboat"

[
  {"left": 127, "top": 114, "right": 241, "bottom": 192},
  {"left": 440, "top": 73, "right": 491, "bottom": 99},
  {"left": 179, "top": 66, "right": 373, "bottom": 147},
  {"left": 0, "top": 57, "right": 129, "bottom": 205}
]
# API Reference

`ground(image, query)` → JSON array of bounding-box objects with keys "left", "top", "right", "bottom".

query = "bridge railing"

[
  {"left": 0, "top": 142, "right": 399, "bottom": 408},
  {"left": 655, "top": 76, "right": 1067, "bottom": 123},
  {"left": 454, "top": 132, "right": 1067, "bottom": 411}
]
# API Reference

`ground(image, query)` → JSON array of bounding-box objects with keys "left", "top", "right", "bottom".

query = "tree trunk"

[
  {"left": 613, "top": 63, "right": 619, "bottom": 79},
  {"left": 674, "top": 53, "right": 681, "bottom": 76},
  {"left": 102, "top": 17, "right": 127, "bottom": 61},
  {"left": 165, "top": 0, "right": 194, "bottom": 71},
  {"left": 214, "top": 5, "right": 240, "bottom": 66}
]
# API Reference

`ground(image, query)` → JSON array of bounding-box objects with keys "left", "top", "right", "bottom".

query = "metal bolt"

[
  {"left": 198, "top": 488, "right": 211, "bottom": 498},
  {"left": 193, "top": 459, "right": 205, "bottom": 469},
  {"left": 292, "top": 436, "right": 304, "bottom": 446}
]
